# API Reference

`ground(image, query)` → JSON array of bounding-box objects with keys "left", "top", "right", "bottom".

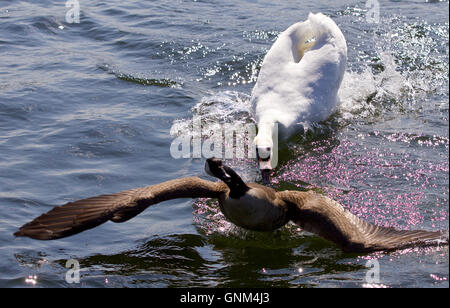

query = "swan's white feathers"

[{"left": 252, "top": 13, "right": 347, "bottom": 143}]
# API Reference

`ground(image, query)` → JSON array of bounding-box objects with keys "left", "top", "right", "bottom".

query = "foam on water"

[
  {"left": 170, "top": 91, "right": 256, "bottom": 167},
  {"left": 173, "top": 90, "right": 253, "bottom": 128},
  {"left": 338, "top": 52, "right": 408, "bottom": 121},
  {"left": 177, "top": 13, "right": 449, "bottom": 133}
]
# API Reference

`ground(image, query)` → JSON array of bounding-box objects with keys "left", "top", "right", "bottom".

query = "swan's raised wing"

[
  {"left": 278, "top": 190, "right": 448, "bottom": 253},
  {"left": 14, "top": 177, "right": 228, "bottom": 240}
]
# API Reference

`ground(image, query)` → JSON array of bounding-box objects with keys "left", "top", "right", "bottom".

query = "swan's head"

[
  {"left": 205, "top": 157, "right": 231, "bottom": 182},
  {"left": 254, "top": 135, "right": 273, "bottom": 184}
]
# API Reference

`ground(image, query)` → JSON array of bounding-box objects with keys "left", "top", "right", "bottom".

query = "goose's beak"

[
  {"left": 218, "top": 166, "right": 232, "bottom": 181},
  {"left": 205, "top": 158, "right": 231, "bottom": 181}
]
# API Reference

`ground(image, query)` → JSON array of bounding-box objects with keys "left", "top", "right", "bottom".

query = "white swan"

[{"left": 251, "top": 13, "right": 347, "bottom": 181}]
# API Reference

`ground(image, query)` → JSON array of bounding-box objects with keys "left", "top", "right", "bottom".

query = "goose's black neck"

[{"left": 221, "top": 165, "right": 250, "bottom": 199}]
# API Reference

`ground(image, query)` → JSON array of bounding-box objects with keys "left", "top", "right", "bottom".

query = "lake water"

[{"left": 0, "top": 0, "right": 448, "bottom": 288}]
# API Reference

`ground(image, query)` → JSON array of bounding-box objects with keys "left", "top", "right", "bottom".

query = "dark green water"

[{"left": 0, "top": 0, "right": 448, "bottom": 287}]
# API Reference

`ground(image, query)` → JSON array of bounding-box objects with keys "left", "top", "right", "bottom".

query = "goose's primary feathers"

[
  {"left": 252, "top": 13, "right": 347, "bottom": 180},
  {"left": 15, "top": 159, "right": 448, "bottom": 253}
]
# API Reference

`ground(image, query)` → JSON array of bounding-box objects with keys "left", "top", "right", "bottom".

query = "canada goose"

[
  {"left": 252, "top": 13, "right": 347, "bottom": 181},
  {"left": 15, "top": 159, "right": 448, "bottom": 253}
]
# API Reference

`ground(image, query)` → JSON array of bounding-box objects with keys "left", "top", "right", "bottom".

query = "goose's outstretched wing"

[
  {"left": 14, "top": 177, "right": 228, "bottom": 240},
  {"left": 278, "top": 190, "right": 448, "bottom": 253}
]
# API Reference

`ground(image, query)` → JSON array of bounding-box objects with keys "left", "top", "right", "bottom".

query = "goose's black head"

[
  {"left": 205, "top": 158, "right": 249, "bottom": 199},
  {"left": 205, "top": 157, "right": 231, "bottom": 182}
]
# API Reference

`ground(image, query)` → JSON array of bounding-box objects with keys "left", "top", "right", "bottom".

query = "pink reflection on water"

[
  {"left": 192, "top": 132, "right": 448, "bottom": 237},
  {"left": 430, "top": 274, "right": 447, "bottom": 282},
  {"left": 274, "top": 134, "right": 449, "bottom": 230}
]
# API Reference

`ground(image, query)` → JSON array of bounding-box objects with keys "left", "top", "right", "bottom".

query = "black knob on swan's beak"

[{"left": 261, "top": 168, "right": 271, "bottom": 184}]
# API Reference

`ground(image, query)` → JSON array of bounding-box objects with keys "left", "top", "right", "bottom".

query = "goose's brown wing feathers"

[
  {"left": 15, "top": 177, "right": 227, "bottom": 240},
  {"left": 279, "top": 190, "right": 448, "bottom": 253}
]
